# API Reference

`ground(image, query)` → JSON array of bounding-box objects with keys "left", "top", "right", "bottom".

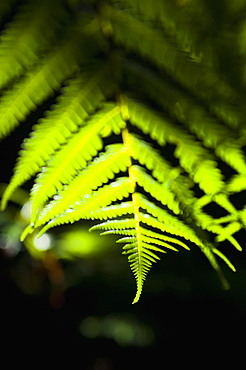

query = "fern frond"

[
  {"left": 195, "top": 194, "right": 241, "bottom": 242},
  {"left": 139, "top": 228, "right": 190, "bottom": 251},
  {"left": 138, "top": 209, "right": 228, "bottom": 286},
  {"left": 93, "top": 206, "right": 230, "bottom": 296},
  {"left": 216, "top": 143, "right": 246, "bottom": 174},
  {"left": 197, "top": 242, "right": 231, "bottom": 290},
  {"left": 212, "top": 193, "right": 238, "bottom": 216},
  {"left": 0, "top": 40, "right": 80, "bottom": 139},
  {"left": 0, "top": 16, "right": 102, "bottom": 140},
  {"left": 1, "top": 64, "right": 114, "bottom": 210},
  {"left": 89, "top": 188, "right": 192, "bottom": 303},
  {"left": 85, "top": 202, "right": 133, "bottom": 221},
  {"left": 128, "top": 133, "right": 195, "bottom": 207},
  {"left": 90, "top": 218, "right": 137, "bottom": 233},
  {"left": 34, "top": 143, "right": 130, "bottom": 226},
  {"left": 90, "top": 205, "right": 191, "bottom": 251},
  {"left": 0, "top": 0, "right": 67, "bottom": 90},
  {"left": 194, "top": 193, "right": 239, "bottom": 223},
  {"left": 212, "top": 248, "right": 236, "bottom": 272},
  {"left": 215, "top": 222, "right": 242, "bottom": 243},
  {"left": 29, "top": 104, "right": 126, "bottom": 223},
  {"left": 126, "top": 97, "right": 224, "bottom": 194},
  {"left": 193, "top": 199, "right": 242, "bottom": 251},
  {"left": 112, "top": 0, "right": 215, "bottom": 66},
  {"left": 101, "top": 229, "right": 136, "bottom": 237},
  {"left": 131, "top": 165, "right": 180, "bottom": 215},
  {"left": 36, "top": 178, "right": 135, "bottom": 236},
  {"left": 122, "top": 240, "right": 165, "bottom": 304},
  {"left": 138, "top": 211, "right": 198, "bottom": 247},
  {"left": 89, "top": 184, "right": 190, "bottom": 303},
  {"left": 124, "top": 57, "right": 245, "bottom": 154},
  {"left": 137, "top": 194, "right": 203, "bottom": 248},
  {"left": 227, "top": 174, "right": 246, "bottom": 192},
  {"left": 240, "top": 208, "right": 246, "bottom": 227},
  {"left": 106, "top": 4, "right": 244, "bottom": 130},
  {"left": 1, "top": 0, "right": 245, "bottom": 303},
  {"left": 92, "top": 215, "right": 183, "bottom": 303},
  {"left": 116, "top": 236, "right": 136, "bottom": 243},
  {"left": 139, "top": 235, "right": 176, "bottom": 253}
]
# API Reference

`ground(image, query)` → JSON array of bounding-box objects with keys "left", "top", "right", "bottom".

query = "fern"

[
  {"left": 0, "top": 0, "right": 67, "bottom": 90},
  {"left": 1, "top": 0, "right": 246, "bottom": 303},
  {"left": 0, "top": 63, "right": 115, "bottom": 210}
]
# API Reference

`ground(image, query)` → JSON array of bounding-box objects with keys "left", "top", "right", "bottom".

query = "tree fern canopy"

[{"left": 0, "top": 0, "right": 246, "bottom": 303}]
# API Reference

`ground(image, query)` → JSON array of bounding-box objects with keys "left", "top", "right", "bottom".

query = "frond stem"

[{"left": 122, "top": 126, "right": 143, "bottom": 303}]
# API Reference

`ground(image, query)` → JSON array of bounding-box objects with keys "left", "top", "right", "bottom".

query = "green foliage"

[{"left": 0, "top": 0, "right": 246, "bottom": 303}]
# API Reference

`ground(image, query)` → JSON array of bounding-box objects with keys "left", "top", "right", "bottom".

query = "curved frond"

[
  {"left": 88, "top": 202, "right": 133, "bottom": 220},
  {"left": 0, "top": 0, "right": 67, "bottom": 90},
  {"left": 112, "top": 0, "right": 215, "bottom": 67},
  {"left": 1, "top": 64, "right": 114, "bottom": 210},
  {"left": 29, "top": 104, "right": 126, "bottom": 222},
  {"left": 0, "top": 15, "right": 101, "bottom": 139},
  {"left": 34, "top": 143, "right": 130, "bottom": 226},
  {"left": 105, "top": 4, "right": 244, "bottom": 130},
  {"left": 1, "top": 0, "right": 245, "bottom": 303},
  {"left": 126, "top": 97, "right": 224, "bottom": 194},
  {"left": 0, "top": 39, "right": 80, "bottom": 139},
  {"left": 140, "top": 228, "right": 190, "bottom": 251},
  {"left": 123, "top": 240, "right": 164, "bottom": 304},
  {"left": 212, "top": 248, "right": 236, "bottom": 272},
  {"left": 36, "top": 178, "right": 135, "bottom": 236}
]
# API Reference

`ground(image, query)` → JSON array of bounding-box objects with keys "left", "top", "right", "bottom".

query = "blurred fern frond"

[{"left": 1, "top": 0, "right": 246, "bottom": 303}]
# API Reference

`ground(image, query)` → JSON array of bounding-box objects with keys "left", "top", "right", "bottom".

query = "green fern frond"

[
  {"left": 139, "top": 228, "right": 190, "bottom": 251},
  {"left": 89, "top": 218, "right": 137, "bottom": 233},
  {"left": 35, "top": 178, "right": 135, "bottom": 236},
  {"left": 192, "top": 202, "right": 242, "bottom": 251},
  {"left": 227, "top": 174, "right": 246, "bottom": 192},
  {"left": 137, "top": 211, "right": 199, "bottom": 247},
  {"left": 128, "top": 133, "right": 195, "bottom": 207},
  {"left": 131, "top": 165, "right": 181, "bottom": 215},
  {"left": 122, "top": 240, "right": 165, "bottom": 304},
  {"left": 126, "top": 97, "right": 224, "bottom": 194},
  {"left": 29, "top": 104, "right": 126, "bottom": 223},
  {"left": 211, "top": 248, "right": 236, "bottom": 272},
  {"left": 0, "top": 15, "right": 102, "bottom": 140},
  {"left": 1, "top": 0, "right": 245, "bottom": 303},
  {"left": 112, "top": 0, "right": 216, "bottom": 67},
  {"left": 102, "top": 229, "right": 136, "bottom": 237},
  {"left": 213, "top": 194, "right": 238, "bottom": 216},
  {"left": 216, "top": 143, "right": 246, "bottom": 174},
  {"left": 88, "top": 202, "right": 134, "bottom": 220},
  {"left": 91, "top": 212, "right": 187, "bottom": 303},
  {"left": 106, "top": 3, "right": 244, "bottom": 130},
  {"left": 0, "top": 0, "right": 67, "bottom": 90},
  {"left": 34, "top": 143, "right": 130, "bottom": 226},
  {"left": 240, "top": 208, "right": 246, "bottom": 227},
  {"left": 0, "top": 39, "right": 80, "bottom": 139},
  {"left": 0, "top": 64, "right": 114, "bottom": 210},
  {"left": 215, "top": 222, "right": 242, "bottom": 243}
]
